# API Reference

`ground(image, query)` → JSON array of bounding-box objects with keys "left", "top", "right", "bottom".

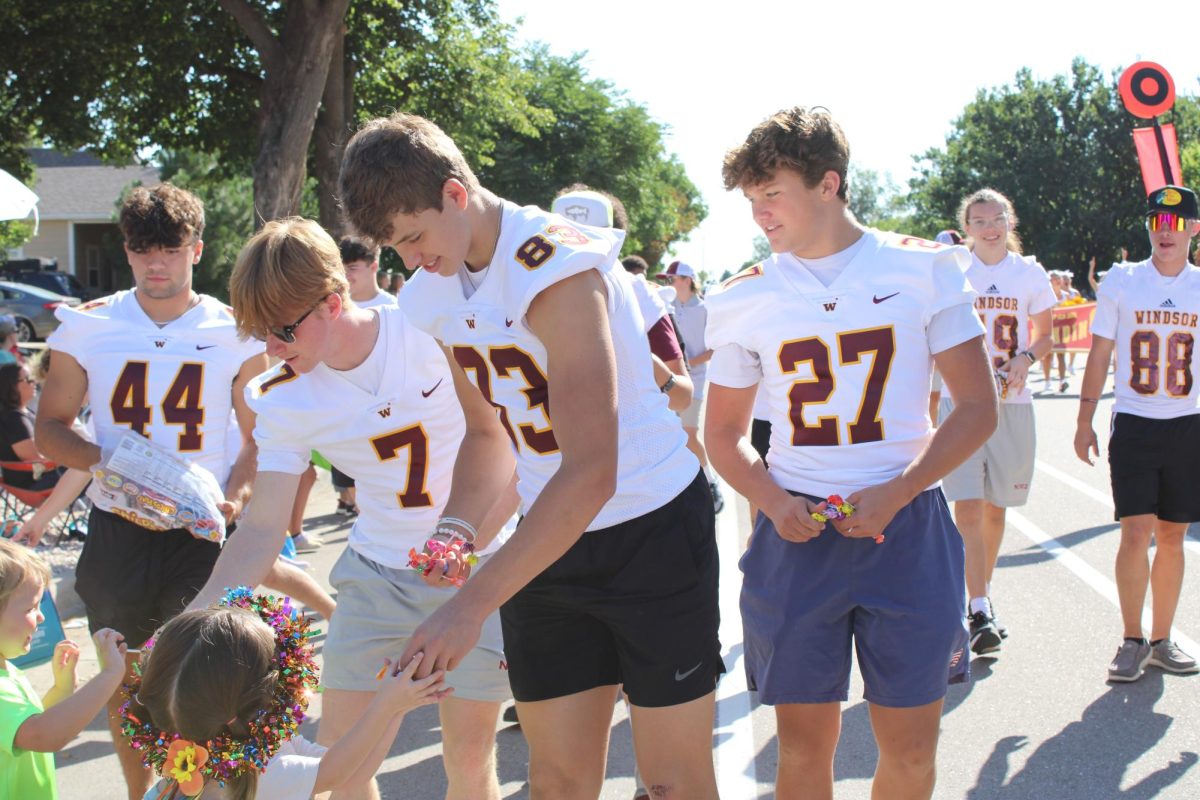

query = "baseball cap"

[
  {"left": 0, "top": 315, "right": 15, "bottom": 337},
  {"left": 551, "top": 190, "right": 614, "bottom": 228},
  {"left": 662, "top": 260, "right": 696, "bottom": 279},
  {"left": 1147, "top": 185, "right": 1199, "bottom": 219}
]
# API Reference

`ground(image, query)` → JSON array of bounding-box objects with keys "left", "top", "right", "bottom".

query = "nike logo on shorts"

[
  {"left": 872, "top": 292, "right": 900, "bottom": 304},
  {"left": 421, "top": 378, "right": 444, "bottom": 398},
  {"left": 674, "top": 662, "right": 702, "bottom": 681}
]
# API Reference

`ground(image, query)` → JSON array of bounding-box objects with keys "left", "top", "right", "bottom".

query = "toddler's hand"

[
  {"left": 51, "top": 640, "right": 80, "bottom": 690},
  {"left": 375, "top": 651, "right": 452, "bottom": 714},
  {"left": 93, "top": 628, "right": 128, "bottom": 677}
]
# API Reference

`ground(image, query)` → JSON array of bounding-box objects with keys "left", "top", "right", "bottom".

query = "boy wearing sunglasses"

[
  {"left": 1075, "top": 184, "right": 1200, "bottom": 682},
  {"left": 33, "top": 183, "right": 269, "bottom": 797}
]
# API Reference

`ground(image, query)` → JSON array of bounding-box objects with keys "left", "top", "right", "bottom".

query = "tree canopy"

[{"left": 907, "top": 58, "right": 1200, "bottom": 283}]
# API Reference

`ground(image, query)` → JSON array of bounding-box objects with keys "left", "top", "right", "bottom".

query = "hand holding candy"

[
  {"left": 407, "top": 535, "right": 479, "bottom": 588},
  {"left": 811, "top": 494, "right": 885, "bottom": 544}
]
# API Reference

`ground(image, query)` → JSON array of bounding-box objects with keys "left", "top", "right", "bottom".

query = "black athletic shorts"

[
  {"left": 750, "top": 418, "right": 772, "bottom": 464},
  {"left": 74, "top": 508, "right": 221, "bottom": 647},
  {"left": 330, "top": 464, "right": 355, "bottom": 490},
  {"left": 1108, "top": 412, "right": 1200, "bottom": 523},
  {"left": 501, "top": 470, "right": 724, "bottom": 707}
]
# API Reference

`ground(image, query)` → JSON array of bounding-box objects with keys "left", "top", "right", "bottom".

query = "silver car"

[{"left": 0, "top": 280, "right": 82, "bottom": 341}]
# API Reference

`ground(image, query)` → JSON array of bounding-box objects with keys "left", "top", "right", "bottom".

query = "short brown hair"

[
  {"left": 119, "top": 183, "right": 205, "bottom": 252},
  {"left": 338, "top": 236, "right": 379, "bottom": 266},
  {"left": 722, "top": 107, "right": 850, "bottom": 200},
  {"left": 621, "top": 255, "right": 649, "bottom": 274},
  {"left": 339, "top": 113, "right": 480, "bottom": 244},
  {"left": 229, "top": 218, "right": 349, "bottom": 342},
  {"left": 0, "top": 539, "right": 51, "bottom": 612}
]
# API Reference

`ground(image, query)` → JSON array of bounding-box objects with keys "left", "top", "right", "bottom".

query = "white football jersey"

[
  {"left": 1092, "top": 259, "right": 1200, "bottom": 419},
  {"left": 706, "top": 230, "right": 983, "bottom": 498},
  {"left": 48, "top": 292, "right": 263, "bottom": 489},
  {"left": 401, "top": 201, "right": 697, "bottom": 530},
  {"left": 947, "top": 252, "right": 1057, "bottom": 404},
  {"left": 357, "top": 290, "right": 398, "bottom": 310},
  {"left": 248, "top": 305, "right": 494, "bottom": 567}
]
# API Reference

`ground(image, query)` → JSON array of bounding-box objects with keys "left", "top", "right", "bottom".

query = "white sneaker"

[{"left": 292, "top": 531, "right": 323, "bottom": 553}]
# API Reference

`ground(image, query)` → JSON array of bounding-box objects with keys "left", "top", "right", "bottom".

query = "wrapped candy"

[
  {"left": 811, "top": 494, "right": 885, "bottom": 544},
  {"left": 407, "top": 536, "right": 479, "bottom": 587}
]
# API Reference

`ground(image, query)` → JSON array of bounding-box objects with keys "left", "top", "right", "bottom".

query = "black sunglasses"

[{"left": 269, "top": 296, "right": 328, "bottom": 343}]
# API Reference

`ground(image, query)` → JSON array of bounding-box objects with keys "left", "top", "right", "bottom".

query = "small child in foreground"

[
  {"left": 123, "top": 588, "right": 447, "bottom": 799},
  {"left": 0, "top": 538, "right": 127, "bottom": 799}
]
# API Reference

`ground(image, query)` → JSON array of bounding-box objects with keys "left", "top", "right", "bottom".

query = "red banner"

[
  {"left": 1133, "top": 124, "right": 1183, "bottom": 194},
  {"left": 1049, "top": 302, "right": 1096, "bottom": 352}
]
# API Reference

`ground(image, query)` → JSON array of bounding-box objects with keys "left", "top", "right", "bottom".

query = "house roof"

[{"left": 28, "top": 149, "right": 159, "bottom": 222}]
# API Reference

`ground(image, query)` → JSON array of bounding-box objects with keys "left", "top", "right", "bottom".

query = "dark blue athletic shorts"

[{"left": 740, "top": 488, "right": 968, "bottom": 708}]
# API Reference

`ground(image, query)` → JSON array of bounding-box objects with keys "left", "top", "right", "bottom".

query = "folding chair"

[{"left": 0, "top": 460, "right": 88, "bottom": 544}]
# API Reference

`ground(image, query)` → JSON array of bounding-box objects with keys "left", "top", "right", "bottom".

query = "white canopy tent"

[{"left": 0, "top": 168, "right": 39, "bottom": 235}]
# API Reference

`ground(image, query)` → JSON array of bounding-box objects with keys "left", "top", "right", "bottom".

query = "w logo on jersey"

[
  {"left": 465, "top": 318, "right": 476, "bottom": 329},
  {"left": 822, "top": 301, "right": 838, "bottom": 312},
  {"left": 1161, "top": 298, "right": 1177, "bottom": 308},
  {"left": 154, "top": 340, "right": 166, "bottom": 348},
  {"left": 377, "top": 406, "right": 392, "bottom": 419}
]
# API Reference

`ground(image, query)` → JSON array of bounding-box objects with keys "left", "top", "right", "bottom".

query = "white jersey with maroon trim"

[
  {"left": 247, "top": 305, "right": 493, "bottom": 567},
  {"left": 949, "top": 251, "right": 1057, "bottom": 405},
  {"left": 705, "top": 230, "right": 983, "bottom": 498},
  {"left": 48, "top": 291, "right": 262, "bottom": 489},
  {"left": 1092, "top": 259, "right": 1200, "bottom": 419},
  {"left": 401, "top": 201, "right": 697, "bottom": 530}
]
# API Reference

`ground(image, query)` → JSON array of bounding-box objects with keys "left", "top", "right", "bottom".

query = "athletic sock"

[{"left": 969, "top": 597, "right": 992, "bottom": 616}]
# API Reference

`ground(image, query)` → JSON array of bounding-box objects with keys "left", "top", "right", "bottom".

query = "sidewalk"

[{"left": 26, "top": 472, "right": 354, "bottom": 799}]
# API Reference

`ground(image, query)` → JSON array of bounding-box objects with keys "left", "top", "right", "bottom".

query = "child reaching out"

[
  {"left": 122, "top": 588, "right": 448, "bottom": 799},
  {"left": 1, "top": 539, "right": 128, "bottom": 799}
]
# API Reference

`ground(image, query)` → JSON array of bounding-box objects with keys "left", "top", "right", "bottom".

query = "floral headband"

[{"left": 117, "top": 587, "right": 320, "bottom": 795}]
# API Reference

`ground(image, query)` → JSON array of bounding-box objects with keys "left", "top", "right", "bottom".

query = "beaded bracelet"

[{"left": 437, "top": 516, "right": 478, "bottom": 544}]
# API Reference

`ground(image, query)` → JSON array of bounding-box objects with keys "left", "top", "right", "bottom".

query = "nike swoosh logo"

[
  {"left": 873, "top": 292, "right": 899, "bottom": 304},
  {"left": 421, "top": 378, "right": 443, "bottom": 398},
  {"left": 196, "top": 344, "right": 217, "bottom": 350},
  {"left": 674, "top": 662, "right": 702, "bottom": 681},
  {"left": 505, "top": 318, "right": 514, "bottom": 327}
]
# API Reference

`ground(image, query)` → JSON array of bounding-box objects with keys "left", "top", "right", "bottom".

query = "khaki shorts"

[
  {"left": 678, "top": 392, "right": 704, "bottom": 428},
  {"left": 323, "top": 547, "right": 511, "bottom": 701},
  {"left": 939, "top": 398, "right": 1035, "bottom": 507}
]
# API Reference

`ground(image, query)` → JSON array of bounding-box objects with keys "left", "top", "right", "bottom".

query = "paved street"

[{"left": 27, "top": 368, "right": 1200, "bottom": 798}]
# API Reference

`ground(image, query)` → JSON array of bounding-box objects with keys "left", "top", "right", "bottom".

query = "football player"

[
  {"left": 339, "top": 113, "right": 721, "bottom": 800},
  {"left": 34, "top": 183, "right": 269, "bottom": 799},
  {"left": 941, "top": 188, "right": 1057, "bottom": 655},
  {"left": 1075, "top": 185, "right": 1200, "bottom": 682},
  {"left": 704, "top": 107, "right": 997, "bottom": 800}
]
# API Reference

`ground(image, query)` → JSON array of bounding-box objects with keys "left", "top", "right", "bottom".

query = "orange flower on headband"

[{"left": 165, "top": 739, "right": 208, "bottom": 796}]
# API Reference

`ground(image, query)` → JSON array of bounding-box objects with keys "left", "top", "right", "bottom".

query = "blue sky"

[{"left": 495, "top": 0, "right": 1199, "bottom": 278}]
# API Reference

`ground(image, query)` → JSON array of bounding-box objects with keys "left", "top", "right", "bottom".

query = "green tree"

[
  {"left": 741, "top": 235, "right": 772, "bottom": 268},
  {"left": 848, "top": 166, "right": 914, "bottom": 232},
  {"left": 908, "top": 58, "right": 1200, "bottom": 284},
  {"left": 481, "top": 47, "right": 706, "bottom": 268}
]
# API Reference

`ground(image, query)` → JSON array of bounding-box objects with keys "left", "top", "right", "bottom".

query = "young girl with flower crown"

[{"left": 120, "top": 589, "right": 448, "bottom": 799}]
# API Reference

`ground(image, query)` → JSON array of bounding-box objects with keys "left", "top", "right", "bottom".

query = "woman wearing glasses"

[
  {"left": 937, "top": 188, "right": 1058, "bottom": 658},
  {"left": 0, "top": 362, "right": 64, "bottom": 492},
  {"left": 1075, "top": 185, "right": 1200, "bottom": 682}
]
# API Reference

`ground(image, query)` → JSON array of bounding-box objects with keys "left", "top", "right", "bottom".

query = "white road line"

[
  {"left": 714, "top": 487, "right": 759, "bottom": 799},
  {"left": 1035, "top": 459, "right": 1200, "bottom": 556},
  {"left": 1007, "top": 509, "right": 1200, "bottom": 656}
]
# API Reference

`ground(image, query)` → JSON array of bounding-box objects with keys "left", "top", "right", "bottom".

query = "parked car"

[
  {"left": 0, "top": 281, "right": 81, "bottom": 341},
  {"left": 0, "top": 267, "right": 94, "bottom": 302}
]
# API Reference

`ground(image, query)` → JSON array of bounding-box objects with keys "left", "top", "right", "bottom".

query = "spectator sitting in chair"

[
  {"left": 0, "top": 316, "right": 21, "bottom": 366},
  {"left": 0, "top": 362, "right": 62, "bottom": 491}
]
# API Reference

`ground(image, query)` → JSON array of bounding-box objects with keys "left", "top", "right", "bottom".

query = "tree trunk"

[
  {"left": 314, "top": 25, "right": 353, "bottom": 236},
  {"left": 223, "top": 0, "right": 351, "bottom": 227}
]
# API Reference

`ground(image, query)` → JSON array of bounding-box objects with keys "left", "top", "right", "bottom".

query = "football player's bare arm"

[
  {"left": 186, "top": 469, "right": 302, "bottom": 612},
  {"left": 688, "top": 348, "right": 714, "bottom": 369},
  {"left": 1073, "top": 334, "right": 1115, "bottom": 465},
  {"left": 401, "top": 270, "right": 619, "bottom": 678},
  {"left": 706, "top": 383, "right": 824, "bottom": 543},
  {"left": 34, "top": 349, "right": 101, "bottom": 470},
  {"left": 835, "top": 335, "right": 997, "bottom": 541},
  {"left": 473, "top": 471, "right": 520, "bottom": 552},
  {"left": 437, "top": 344, "right": 519, "bottom": 531},
  {"left": 221, "top": 353, "right": 270, "bottom": 523},
  {"left": 653, "top": 353, "right": 693, "bottom": 412},
  {"left": 999, "top": 308, "right": 1052, "bottom": 394}
]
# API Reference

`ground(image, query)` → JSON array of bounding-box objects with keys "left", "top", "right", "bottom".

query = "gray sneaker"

[
  {"left": 1148, "top": 640, "right": 1199, "bottom": 674},
  {"left": 1108, "top": 640, "right": 1152, "bottom": 682}
]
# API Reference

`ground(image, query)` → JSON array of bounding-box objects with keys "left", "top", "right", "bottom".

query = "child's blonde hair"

[
  {"left": 0, "top": 539, "right": 50, "bottom": 611},
  {"left": 130, "top": 607, "right": 277, "bottom": 800}
]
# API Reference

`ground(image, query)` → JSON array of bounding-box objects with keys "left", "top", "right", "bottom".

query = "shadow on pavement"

[
  {"left": 966, "top": 672, "right": 1198, "bottom": 799},
  {"left": 998, "top": 522, "right": 1120, "bottom": 569}
]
